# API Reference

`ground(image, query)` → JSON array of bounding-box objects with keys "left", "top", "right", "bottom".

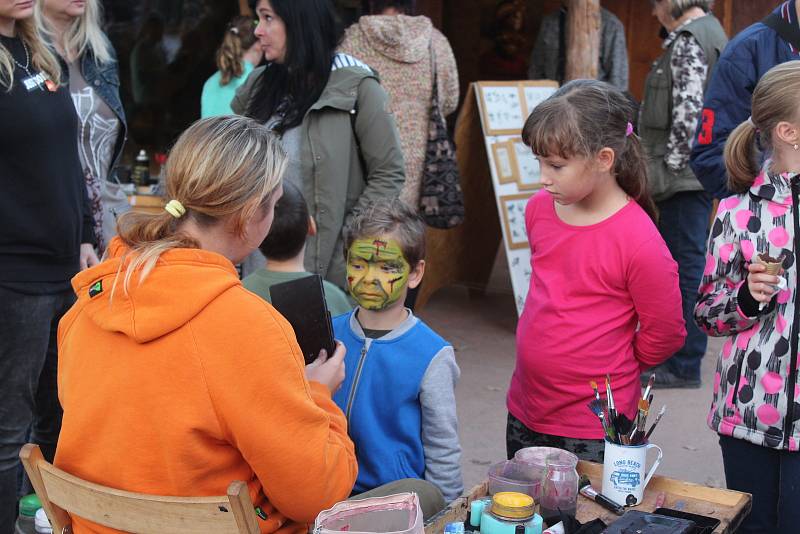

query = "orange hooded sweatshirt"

[{"left": 55, "top": 238, "right": 357, "bottom": 534}]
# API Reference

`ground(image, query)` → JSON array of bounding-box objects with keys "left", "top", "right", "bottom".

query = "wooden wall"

[
  {"left": 420, "top": 0, "right": 777, "bottom": 103},
  {"left": 603, "top": 0, "right": 775, "bottom": 101}
]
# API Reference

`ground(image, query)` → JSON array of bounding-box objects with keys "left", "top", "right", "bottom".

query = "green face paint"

[{"left": 346, "top": 237, "right": 411, "bottom": 311}]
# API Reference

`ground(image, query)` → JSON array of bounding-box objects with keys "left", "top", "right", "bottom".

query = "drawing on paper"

[
  {"left": 478, "top": 84, "right": 525, "bottom": 134},
  {"left": 507, "top": 137, "right": 541, "bottom": 189},
  {"left": 492, "top": 142, "right": 515, "bottom": 184},
  {"left": 499, "top": 193, "right": 533, "bottom": 250},
  {"left": 521, "top": 82, "right": 559, "bottom": 117}
]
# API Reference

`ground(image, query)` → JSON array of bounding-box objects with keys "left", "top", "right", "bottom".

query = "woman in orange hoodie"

[{"left": 54, "top": 116, "right": 358, "bottom": 534}]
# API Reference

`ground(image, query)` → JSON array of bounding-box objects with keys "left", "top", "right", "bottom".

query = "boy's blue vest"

[{"left": 332, "top": 310, "right": 449, "bottom": 494}]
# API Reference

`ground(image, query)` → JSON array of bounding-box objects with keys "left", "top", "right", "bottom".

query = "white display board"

[{"left": 475, "top": 80, "right": 559, "bottom": 315}]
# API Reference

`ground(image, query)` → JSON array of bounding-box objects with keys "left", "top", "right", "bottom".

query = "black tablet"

[{"left": 269, "top": 275, "right": 336, "bottom": 365}]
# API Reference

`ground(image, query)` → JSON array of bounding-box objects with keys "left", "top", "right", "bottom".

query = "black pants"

[
  {"left": 719, "top": 435, "right": 800, "bottom": 533},
  {"left": 0, "top": 288, "right": 73, "bottom": 533}
]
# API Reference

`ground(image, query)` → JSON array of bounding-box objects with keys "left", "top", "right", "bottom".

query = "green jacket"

[
  {"left": 232, "top": 60, "right": 405, "bottom": 287},
  {"left": 639, "top": 15, "right": 727, "bottom": 202}
]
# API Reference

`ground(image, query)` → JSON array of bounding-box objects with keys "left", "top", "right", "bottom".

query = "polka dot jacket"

[{"left": 695, "top": 164, "right": 800, "bottom": 451}]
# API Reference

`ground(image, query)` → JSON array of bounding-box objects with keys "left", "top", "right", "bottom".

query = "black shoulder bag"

[{"left": 418, "top": 46, "right": 466, "bottom": 229}]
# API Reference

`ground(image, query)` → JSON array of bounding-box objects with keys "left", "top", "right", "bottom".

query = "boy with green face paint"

[
  {"left": 333, "top": 200, "right": 463, "bottom": 509},
  {"left": 346, "top": 237, "right": 411, "bottom": 311}
]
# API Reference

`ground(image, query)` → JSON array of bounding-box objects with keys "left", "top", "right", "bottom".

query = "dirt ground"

[{"left": 417, "top": 251, "right": 726, "bottom": 492}]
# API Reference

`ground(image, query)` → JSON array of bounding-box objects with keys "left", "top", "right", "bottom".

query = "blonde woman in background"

[
  {"left": 54, "top": 116, "right": 357, "bottom": 534},
  {"left": 201, "top": 15, "right": 261, "bottom": 117},
  {"left": 39, "top": 0, "right": 130, "bottom": 253},
  {"left": 0, "top": 0, "right": 98, "bottom": 530}
]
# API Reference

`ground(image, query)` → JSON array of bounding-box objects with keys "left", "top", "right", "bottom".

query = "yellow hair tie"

[{"left": 164, "top": 199, "right": 186, "bottom": 218}]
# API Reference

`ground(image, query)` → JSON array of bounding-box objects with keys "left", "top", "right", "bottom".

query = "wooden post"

[
  {"left": 565, "top": 0, "right": 601, "bottom": 81},
  {"left": 238, "top": 0, "right": 252, "bottom": 16}
]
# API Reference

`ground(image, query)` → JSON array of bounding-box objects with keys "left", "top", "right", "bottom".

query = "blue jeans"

[
  {"left": 0, "top": 287, "right": 73, "bottom": 533},
  {"left": 656, "top": 191, "right": 712, "bottom": 381},
  {"left": 719, "top": 435, "right": 800, "bottom": 533}
]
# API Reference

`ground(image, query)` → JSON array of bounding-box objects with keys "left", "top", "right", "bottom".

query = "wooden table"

[
  {"left": 128, "top": 194, "right": 164, "bottom": 214},
  {"left": 425, "top": 461, "right": 751, "bottom": 534}
]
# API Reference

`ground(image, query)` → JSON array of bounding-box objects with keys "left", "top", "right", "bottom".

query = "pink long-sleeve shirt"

[{"left": 508, "top": 191, "right": 686, "bottom": 439}]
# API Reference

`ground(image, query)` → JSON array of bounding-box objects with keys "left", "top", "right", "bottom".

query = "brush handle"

[
  {"left": 644, "top": 414, "right": 664, "bottom": 441},
  {"left": 595, "top": 493, "right": 625, "bottom": 515}
]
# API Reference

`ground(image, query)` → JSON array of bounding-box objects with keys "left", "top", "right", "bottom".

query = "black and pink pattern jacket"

[{"left": 695, "top": 165, "right": 800, "bottom": 451}]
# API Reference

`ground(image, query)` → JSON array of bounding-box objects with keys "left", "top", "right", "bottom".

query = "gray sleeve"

[
  {"left": 527, "top": 19, "right": 549, "bottom": 80},
  {"left": 604, "top": 16, "right": 629, "bottom": 91},
  {"left": 419, "top": 346, "right": 463, "bottom": 503}
]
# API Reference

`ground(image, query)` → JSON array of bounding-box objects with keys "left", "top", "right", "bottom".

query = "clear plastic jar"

[{"left": 514, "top": 447, "right": 579, "bottom": 527}]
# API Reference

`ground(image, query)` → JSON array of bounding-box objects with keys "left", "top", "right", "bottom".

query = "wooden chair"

[{"left": 19, "top": 444, "right": 260, "bottom": 534}]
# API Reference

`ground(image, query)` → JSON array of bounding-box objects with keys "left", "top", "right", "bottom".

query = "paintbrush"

[
  {"left": 628, "top": 398, "right": 650, "bottom": 444},
  {"left": 605, "top": 374, "right": 617, "bottom": 432},
  {"left": 587, "top": 399, "right": 616, "bottom": 442},
  {"left": 642, "top": 373, "right": 655, "bottom": 402},
  {"left": 644, "top": 406, "right": 667, "bottom": 441},
  {"left": 578, "top": 475, "right": 625, "bottom": 515},
  {"left": 590, "top": 380, "right": 601, "bottom": 402}
]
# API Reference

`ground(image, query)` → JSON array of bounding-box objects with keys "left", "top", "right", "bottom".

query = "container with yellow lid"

[
  {"left": 469, "top": 493, "right": 543, "bottom": 534},
  {"left": 491, "top": 492, "right": 536, "bottom": 520}
]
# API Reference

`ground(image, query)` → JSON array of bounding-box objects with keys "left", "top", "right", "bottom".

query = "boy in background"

[
  {"left": 333, "top": 200, "right": 463, "bottom": 513},
  {"left": 243, "top": 181, "right": 352, "bottom": 316}
]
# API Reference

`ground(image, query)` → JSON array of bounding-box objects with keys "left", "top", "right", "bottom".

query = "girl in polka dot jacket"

[{"left": 694, "top": 61, "right": 800, "bottom": 533}]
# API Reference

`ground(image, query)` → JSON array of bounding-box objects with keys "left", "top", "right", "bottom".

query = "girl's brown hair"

[
  {"left": 725, "top": 60, "right": 800, "bottom": 193},
  {"left": 522, "top": 79, "right": 656, "bottom": 221},
  {"left": 0, "top": 2, "right": 62, "bottom": 90},
  {"left": 216, "top": 15, "right": 258, "bottom": 86},
  {"left": 115, "top": 116, "right": 286, "bottom": 293}
]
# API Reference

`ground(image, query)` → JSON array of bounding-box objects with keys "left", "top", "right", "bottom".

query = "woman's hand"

[
  {"left": 80, "top": 243, "right": 100, "bottom": 270},
  {"left": 305, "top": 341, "right": 346, "bottom": 394},
  {"left": 747, "top": 262, "right": 781, "bottom": 304}
]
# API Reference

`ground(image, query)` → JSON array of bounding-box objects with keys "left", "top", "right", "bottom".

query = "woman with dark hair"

[
  {"left": 201, "top": 15, "right": 261, "bottom": 117},
  {"left": 232, "top": 0, "right": 405, "bottom": 288}
]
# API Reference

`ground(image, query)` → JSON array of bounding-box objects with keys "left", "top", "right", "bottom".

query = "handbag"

[
  {"left": 419, "top": 46, "right": 465, "bottom": 229},
  {"left": 313, "top": 493, "right": 424, "bottom": 534}
]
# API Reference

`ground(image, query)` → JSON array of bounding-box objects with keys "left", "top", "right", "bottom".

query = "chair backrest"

[{"left": 20, "top": 444, "right": 260, "bottom": 534}]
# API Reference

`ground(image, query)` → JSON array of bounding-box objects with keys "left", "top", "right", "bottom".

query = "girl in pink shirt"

[{"left": 507, "top": 80, "right": 686, "bottom": 461}]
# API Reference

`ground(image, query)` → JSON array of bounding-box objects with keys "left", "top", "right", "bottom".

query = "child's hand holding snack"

[{"left": 748, "top": 253, "right": 784, "bottom": 307}]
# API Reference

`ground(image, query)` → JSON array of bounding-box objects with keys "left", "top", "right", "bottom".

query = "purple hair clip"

[{"left": 625, "top": 122, "right": 634, "bottom": 137}]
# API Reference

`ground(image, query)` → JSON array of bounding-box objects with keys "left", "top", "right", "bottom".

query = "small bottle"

[
  {"left": 15, "top": 494, "right": 41, "bottom": 534},
  {"left": 132, "top": 149, "right": 150, "bottom": 188},
  {"left": 34, "top": 508, "right": 52, "bottom": 534}
]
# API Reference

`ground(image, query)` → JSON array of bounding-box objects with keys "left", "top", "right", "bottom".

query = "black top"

[{"left": 0, "top": 35, "right": 95, "bottom": 290}]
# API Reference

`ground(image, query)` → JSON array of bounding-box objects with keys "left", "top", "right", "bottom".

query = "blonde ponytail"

[
  {"left": 115, "top": 116, "right": 286, "bottom": 294},
  {"left": 725, "top": 61, "right": 800, "bottom": 191},
  {"left": 216, "top": 16, "right": 257, "bottom": 86},
  {"left": 725, "top": 121, "right": 760, "bottom": 193}
]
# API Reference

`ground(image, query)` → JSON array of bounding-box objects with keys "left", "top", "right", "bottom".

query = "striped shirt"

[
  {"left": 331, "top": 53, "right": 371, "bottom": 72},
  {"left": 780, "top": 0, "right": 800, "bottom": 55}
]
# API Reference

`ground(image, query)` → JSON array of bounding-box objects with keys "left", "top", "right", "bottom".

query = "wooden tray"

[{"left": 424, "top": 461, "right": 751, "bottom": 534}]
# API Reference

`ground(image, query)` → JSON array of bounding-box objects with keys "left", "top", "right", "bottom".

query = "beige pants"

[{"left": 351, "top": 478, "right": 446, "bottom": 521}]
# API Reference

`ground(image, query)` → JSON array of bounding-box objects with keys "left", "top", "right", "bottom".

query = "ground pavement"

[{"left": 417, "top": 251, "right": 726, "bottom": 492}]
